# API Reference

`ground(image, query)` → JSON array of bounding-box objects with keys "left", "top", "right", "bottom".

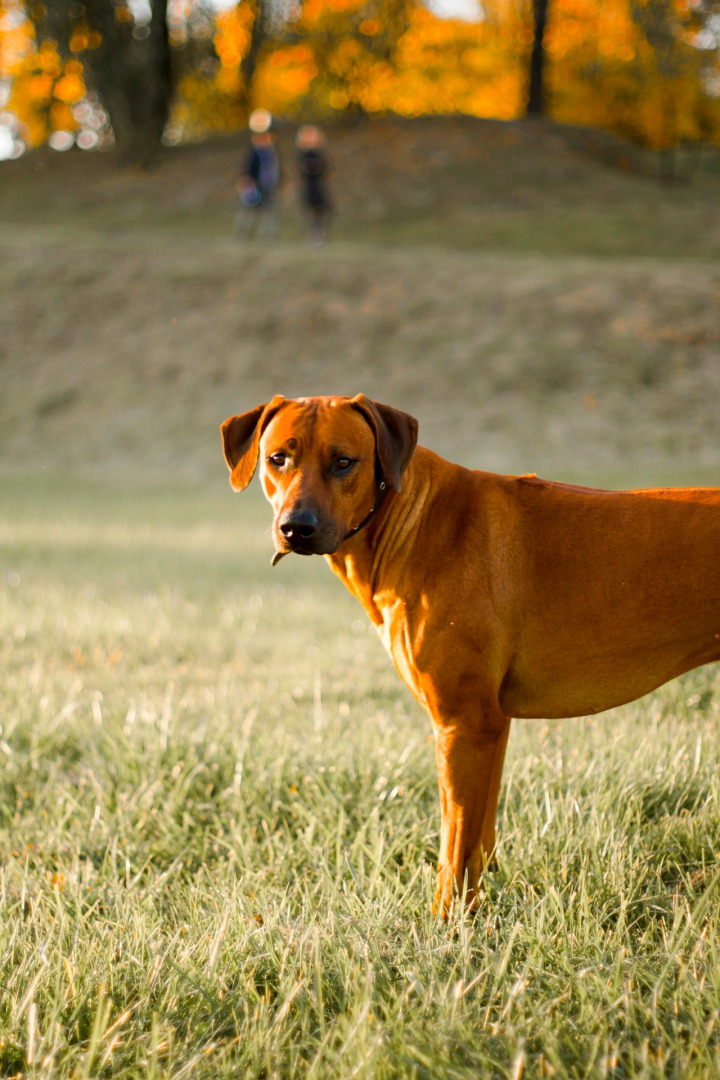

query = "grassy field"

[
  {"left": 1, "top": 475, "right": 719, "bottom": 1078},
  {"left": 1, "top": 118, "right": 720, "bottom": 1076}
]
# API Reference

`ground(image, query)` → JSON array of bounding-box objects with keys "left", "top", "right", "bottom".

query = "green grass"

[{"left": 2, "top": 476, "right": 719, "bottom": 1078}]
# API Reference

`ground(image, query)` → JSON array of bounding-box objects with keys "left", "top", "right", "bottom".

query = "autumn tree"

[
  {"left": 543, "top": 0, "right": 720, "bottom": 153},
  {"left": 30, "top": 0, "right": 173, "bottom": 160},
  {"left": 630, "top": 0, "right": 718, "bottom": 169},
  {"left": 294, "top": 0, "right": 417, "bottom": 114}
]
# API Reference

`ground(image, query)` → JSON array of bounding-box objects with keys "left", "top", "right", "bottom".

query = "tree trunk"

[
  {"left": 129, "top": 1, "right": 173, "bottom": 164},
  {"left": 239, "top": 0, "right": 269, "bottom": 119},
  {"left": 526, "top": 0, "right": 549, "bottom": 117}
]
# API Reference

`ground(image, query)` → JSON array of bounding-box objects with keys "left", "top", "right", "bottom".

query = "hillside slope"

[
  {"left": 2, "top": 116, "right": 719, "bottom": 257},
  {"left": 1, "top": 117, "right": 719, "bottom": 487},
  {"left": 1, "top": 226, "right": 718, "bottom": 487}
]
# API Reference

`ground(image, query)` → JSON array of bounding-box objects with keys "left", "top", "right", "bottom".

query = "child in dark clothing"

[{"left": 296, "top": 125, "right": 331, "bottom": 246}]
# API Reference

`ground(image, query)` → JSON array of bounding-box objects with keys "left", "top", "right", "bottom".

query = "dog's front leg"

[{"left": 432, "top": 715, "right": 511, "bottom": 918}]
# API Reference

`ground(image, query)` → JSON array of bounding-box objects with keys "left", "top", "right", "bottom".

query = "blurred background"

[{"left": 0, "top": 0, "right": 719, "bottom": 487}]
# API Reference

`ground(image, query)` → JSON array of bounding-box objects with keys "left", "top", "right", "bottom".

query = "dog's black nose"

[{"left": 279, "top": 509, "right": 319, "bottom": 542}]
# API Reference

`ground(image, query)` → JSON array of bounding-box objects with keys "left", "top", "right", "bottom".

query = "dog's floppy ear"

[
  {"left": 350, "top": 395, "right": 418, "bottom": 493},
  {"left": 221, "top": 396, "right": 287, "bottom": 492}
]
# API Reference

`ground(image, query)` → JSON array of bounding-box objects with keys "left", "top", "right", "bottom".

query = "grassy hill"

[
  {"left": 3, "top": 116, "right": 720, "bottom": 256},
  {"left": 1, "top": 116, "right": 719, "bottom": 487}
]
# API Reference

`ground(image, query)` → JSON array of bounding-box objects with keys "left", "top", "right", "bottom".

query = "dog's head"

[{"left": 221, "top": 395, "right": 418, "bottom": 561}]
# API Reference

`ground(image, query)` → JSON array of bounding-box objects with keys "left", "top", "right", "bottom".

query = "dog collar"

[{"left": 343, "top": 474, "right": 388, "bottom": 541}]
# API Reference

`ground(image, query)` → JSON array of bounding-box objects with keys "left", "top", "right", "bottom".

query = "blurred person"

[
  {"left": 236, "top": 109, "right": 280, "bottom": 241},
  {"left": 296, "top": 125, "right": 332, "bottom": 247}
]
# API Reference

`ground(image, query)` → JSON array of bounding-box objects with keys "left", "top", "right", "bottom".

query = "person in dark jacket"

[
  {"left": 296, "top": 125, "right": 332, "bottom": 246},
  {"left": 236, "top": 109, "right": 280, "bottom": 240}
]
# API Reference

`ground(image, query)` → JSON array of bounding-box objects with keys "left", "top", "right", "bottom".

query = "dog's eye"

[
  {"left": 334, "top": 458, "right": 354, "bottom": 473},
  {"left": 268, "top": 453, "right": 287, "bottom": 468}
]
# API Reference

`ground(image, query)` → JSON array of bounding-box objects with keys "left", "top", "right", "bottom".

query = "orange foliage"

[
  {"left": 3, "top": 0, "right": 715, "bottom": 151},
  {"left": 214, "top": 2, "right": 254, "bottom": 69},
  {"left": 360, "top": 7, "right": 524, "bottom": 119},
  {"left": 546, "top": 0, "right": 720, "bottom": 147},
  {"left": 0, "top": 1, "right": 35, "bottom": 79},
  {"left": 2, "top": 15, "right": 88, "bottom": 146},
  {"left": 175, "top": 0, "right": 718, "bottom": 146},
  {"left": 253, "top": 44, "right": 318, "bottom": 112},
  {"left": 302, "top": 0, "right": 364, "bottom": 15},
  {"left": 174, "top": 69, "right": 244, "bottom": 137},
  {"left": 68, "top": 26, "right": 101, "bottom": 52},
  {"left": 179, "top": 0, "right": 525, "bottom": 124},
  {"left": 53, "top": 70, "right": 84, "bottom": 103}
]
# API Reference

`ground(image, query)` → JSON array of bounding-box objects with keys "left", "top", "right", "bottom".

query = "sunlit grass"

[{"left": 1, "top": 477, "right": 719, "bottom": 1078}]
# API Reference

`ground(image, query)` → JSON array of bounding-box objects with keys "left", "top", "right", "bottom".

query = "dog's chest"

[{"left": 376, "top": 597, "right": 430, "bottom": 713}]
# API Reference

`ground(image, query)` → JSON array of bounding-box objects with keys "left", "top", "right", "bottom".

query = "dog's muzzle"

[{"left": 275, "top": 508, "right": 330, "bottom": 558}]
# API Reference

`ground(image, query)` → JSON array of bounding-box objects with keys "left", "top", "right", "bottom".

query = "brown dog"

[{"left": 222, "top": 394, "right": 720, "bottom": 915}]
